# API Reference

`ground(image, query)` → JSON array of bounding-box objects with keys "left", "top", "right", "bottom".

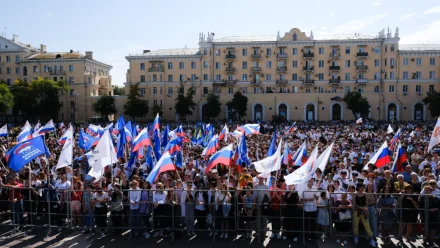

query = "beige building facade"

[
  {"left": 0, "top": 34, "right": 113, "bottom": 122},
  {"left": 125, "top": 27, "right": 440, "bottom": 122}
]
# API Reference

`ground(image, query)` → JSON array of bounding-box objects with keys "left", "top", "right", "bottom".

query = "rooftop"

[
  {"left": 214, "top": 33, "right": 378, "bottom": 42},
  {"left": 26, "top": 52, "right": 84, "bottom": 60},
  {"left": 399, "top": 44, "right": 440, "bottom": 51},
  {"left": 128, "top": 48, "right": 200, "bottom": 57}
]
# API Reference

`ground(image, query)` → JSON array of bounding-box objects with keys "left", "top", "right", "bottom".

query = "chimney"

[
  {"left": 12, "top": 34, "right": 19, "bottom": 42},
  {"left": 85, "top": 51, "right": 93, "bottom": 60},
  {"left": 143, "top": 50, "right": 151, "bottom": 54},
  {"left": 40, "top": 44, "right": 46, "bottom": 53},
  {"left": 70, "top": 49, "right": 73, "bottom": 53}
]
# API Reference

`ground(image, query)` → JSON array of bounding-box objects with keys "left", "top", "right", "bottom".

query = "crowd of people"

[{"left": 0, "top": 120, "right": 439, "bottom": 247}]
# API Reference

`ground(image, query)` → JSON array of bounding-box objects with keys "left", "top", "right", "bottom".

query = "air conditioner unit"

[
  {"left": 417, "top": 92, "right": 422, "bottom": 96},
  {"left": 403, "top": 92, "right": 407, "bottom": 96},
  {"left": 167, "top": 94, "right": 172, "bottom": 97},
  {"left": 390, "top": 65, "right": 394, "bottom": 68},
  {"left": 411, "top": 58, "right": 415, "bottom": 61}
]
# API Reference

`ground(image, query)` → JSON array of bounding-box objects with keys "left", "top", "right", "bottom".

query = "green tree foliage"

[
  {"left": 343, "top": 91, "right": 371, "bottom": 119},
  {"left": 174, "top": 87, "right": 196, "bottom": 120},
  {"left": 113, "top": 85, "right": 125, "bottom": 95},
  {"left": 124, "top": 83, "right": 149, "bottom": 121},
  {"left": 152, "top": 104, "right": 163, "bottom": 117},
  {"left": 204, "top": 93, "right": 222, "bottom": 120},
  {"left": 226, "top": 92, "right": 248, "bottom": 120},
  {"left": 10, "top": 78, "right": 68, "bottom": 120},
  {"left": 0, "top": 81, "right": 14, "bottom": 114},
  {"left": 93, "top": 95, "right": 117, "bottom": 118},
  {"left": 423, "top": 90, "right": 440, "bottom": 118}
]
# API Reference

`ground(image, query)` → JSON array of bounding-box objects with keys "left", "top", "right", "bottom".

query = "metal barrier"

[{"left": 0, "top": 187, "right": 438, "bottom": 245}]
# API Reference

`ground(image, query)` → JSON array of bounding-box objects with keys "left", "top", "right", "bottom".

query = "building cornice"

[
  {"left": 212, "top": 39, "right": 386, "bottom": 48},
  {"left": 398, "top": 50, "right": 440, "bottom": 56},
  {"left": 18, "top": 58, "right": 112, "bottom": 69},
  {"left": 126, "top": 55, "right": 202, "bottom": 62}
]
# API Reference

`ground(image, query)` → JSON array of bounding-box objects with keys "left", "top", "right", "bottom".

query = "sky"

[{"left": 2, "top": 0, "right": 440, "bottom": 86}]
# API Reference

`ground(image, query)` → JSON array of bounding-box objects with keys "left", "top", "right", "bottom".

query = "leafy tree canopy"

[
  {"left": 343, "top": 91, "right": 371, "bottom": 119},
  {"left": 203, "top": 93, "right": 222, "bottom": 120},
  {"left": 174, "top": 86, "right": 196, "bottom": 120},
  {"left": 93, "top": 95, "right": 117, "bottom": 118},
  {"left": 226, "top": 91, "right": 248, "bottom": 120},
  {"left": 423, "top": 90, "right": 440, "bottom": 118},
  {"left": 124, "top": 83, "right": 149, "bottom": 121},
  {"left": 0, "top": 81, "right": 14, "bottom": 114}
]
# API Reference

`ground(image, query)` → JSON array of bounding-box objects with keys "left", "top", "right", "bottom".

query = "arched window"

[
  {"left": 293, "top": 33, "right": 297, "bottom": 41},
  {"left": 374, "top": 86, "right": 380, "bottom": 93}
]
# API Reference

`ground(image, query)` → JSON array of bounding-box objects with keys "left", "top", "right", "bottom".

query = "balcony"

[
  {"left": 251, "top": 54, "right": 261, "bottom": 59},
  {"left": 329, "top": 52, "right": 340, "bottom": 59},
  {"left": 148, "top": 67, "right": 164, "bottom": 72},
  {"left": 277, "top": 53, "right": 288, "bottom": 60},
  {"left": 251, "top": 79, "right": 261, "bottom": 85},
  {"left": 329, "top": 79, "right": 341, "bottom": 85},
  {"left": 50, "top": 70, "right": 66, "bottom": 75},
  {"left": 356, "top": 65, "right": 368, "bottom": 71},
  {"left": 277, "top": 66, "right": 287, "bottom": 73},
  {"left": 329, "top": 66, "right": 341, "bottom": 71},
  {"left": 356, "top": 79, "right": 368, "bottom": 85},
  {"left": 303, "top": 52, "right": 314, "bottom": 59},
  {"left": 251, "top": 67, "right": 262, "bottom": 73},
  {"left": 225, "top": 80, "right": 236, "bottom": 86},
  {"left": 276, "top": 79, "right": 288, "bottom": 86},
  {"left": 303, "top": 66, "right": 314, "bottom": 72},
  {"left": 226, "top": 67, "right": 236, "bottom": 73},
  {"left": 225, "top": 54, "right": 236, "bottom": 60},
  {"left": 357, "top": 52, "right": 368, "bottom": 58},
  {"left": 302, "top": 79, "right": 315, "bottom": 86}
]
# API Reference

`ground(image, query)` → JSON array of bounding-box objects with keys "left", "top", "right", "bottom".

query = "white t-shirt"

[
  {"left": 93, "top": 192, "right": 109, "bottom": 208},
  {"left": 302, "top": 186, "right": 320, "bottom": 212}
]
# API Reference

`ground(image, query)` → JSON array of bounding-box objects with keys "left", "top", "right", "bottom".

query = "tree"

[
  {"left": 343, "top": 91, "right": 371, "bottom": 119},
  {"left": 226, "top": 92, "right": 248, "bottom": 120},
  {"left": 124, "top": 83, "right": 149, "bottom": 121},
  {"left": 10, "top": 78, "right": 68, "bottom": 121},
  {"left": 204, "top": 93, "right": 222, "bottom": 120},
  {"left": 174, "top": 86, "right": 196, "bottom": 120},
  {"left": 93, "top": 95, "right": 117, "bottom": 118},
  {"left": 0, "top": 82, "right": 14, "bottom": 114},
  {"left": 152, "top": 104, "right": 163, "bottom": 117},
  {"left": 423, "top": 90, "right": 440, "bottom": 118},
  {"left": 113, "top": 85, "right": 125, "bottom": 95}
]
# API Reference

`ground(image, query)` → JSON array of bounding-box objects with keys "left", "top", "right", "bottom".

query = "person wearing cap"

[{"left": 418, "top": 154, "right": 436, "bottom": 172}]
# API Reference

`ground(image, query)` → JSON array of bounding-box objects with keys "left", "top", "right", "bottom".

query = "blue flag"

[
  {"left": 238, "top": 133, "right": 249, "bottom": 167},
  {"left": 153, "top": 129, "right": 161, "bottom": 160},
  {"left": 161, "top": 124, "right": 169, "bottom": 149},
  {"left": 7, "top": 136, "right": 50, "bottom": 172},
  {"left": 175, "top": 151, "right": 183, "bottom": 169},
  {"left": 267, "top": 128, "right": 277, "bottom": 156},
  {"left": 146, "top": 146, "right": 153, "bottom": 170}
]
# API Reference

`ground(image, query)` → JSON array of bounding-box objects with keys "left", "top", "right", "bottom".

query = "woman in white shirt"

[
  {"left": 152, "top": 183, "right": 167, "bottom": 237},
  {"left": 215, "top": 183, "right": 231, "bottom": 238},
  {"left": 92, "top": 187, "right": 109, "bottom": 237},
  {"left": 129, "top": 180, "right": 141, "bottom": 236}
]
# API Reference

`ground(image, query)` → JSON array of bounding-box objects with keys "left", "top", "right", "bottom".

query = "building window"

[
  {"left": 168, "top": 62, "right": 173, "bottom": 69},
  {"left": 242, "top": 49, "right": 247, "bottom": 56},
  {"left": 390, "top": 71, "right": 395, "bottom": 79},
  {"left": 345, "top": 46, "right": 350, "bottom": 54},
  {"left": 191, "top": 61, "right": 196, "bottom": 69},
  {"left": 241, "top": 87, "right": 248, "bottom": 94},
  {"left": 15, "top": 55, "right": 20, "bottom": 62},
  {"left": 390, "top": 45, "right": 395, "bottom": 52},
  {"left": 203, "top": 61, "right": 208, "bottom": 69},
  {"left": 374, "top": 47, "right": 380, "bottom": 54},
  {"left": 254, "top": 87, "right": 259, "bottom": 94},
  {"left": 69, "top": 77, "right": 74, "bottom": 83},
  {"left": 140, "top": 75, "right": 145, "bottom": 82},
  {"left": 318, "top": 73, "right": 324, "bottom": 80},
  {"left": 6, "top": 56, "right": 10, "bottom": 62},
  {"left": 390, "top": 58, "right": 395, "bottom": 67},
  {"left": 153, "top": 87, "right": 157, "bottom": 95},
  {"left": 167, "top": 87, "right": 173, "bottom": 95},
  {"left": 266, "top": 48, "right": 272, "bottom": 56},
  {"left": 140, "top": 63, "right": 145, "bottom": 70},
  {"left": 416, "top": 58, "right": 422, "bottom": 66},
  {"left": 215, "top": 49, "right": 220, "bottom": 56},
  {"left": 215, "top": 74, "right": 221, "bottom": 81},
  {"left": 318, "top": 60, "right": 324, "bottom": 68},
  {"left": 429, "top": 85, "right": 435, "bottom": 93},
  {"left": 152, "top": 74, "right": 157, "bottom": 82},
  {"left": 179, "top": 62, "right": 184, "bottom": 69},
  {"left": 203, "top": 49, "right": 207, "bottom": 55},
  {"left": 305, "top": 88, "right": 311, "bottom": 93},
  {"left": 228, "top": 87, "right": 233, "bottom": 94},
  {"left": 266, "top": 74, "right": 272, "bottom": 81},
  {"left": 32, "top": 66, "right": 37, "bottom": 73},
  {"left": 430, "top": 58, "right": 436, "bottom": 65},
  {"left": 415, "top": 71, "right": 421, "bottom": 79},
  {"left": 402, "top": 85, "right": 408, "bottom": 93},
  {"left": 292, "top": 74, "right": 297, "bottom": 80},
  {"left": 266, "top": 61, "right": 272, "bottom": 69},
  {"left": 242, "top": 74, "right": 247, "bottom": 81},
  {"left": 374, "top": 60, "right": 380, "bottom": 67},
  {"left": 317, "top": 47, "right": 323, "bottom": 54},
  {"left": 292, "top": 48, "right": 298, "bottom": 55},
  {"left": 6, "top": 68, "right": 10, "bottom": 74},
  {"left": 374, "top": 73, "right": 380, "bottom": 80},
  {"left": 403, "top": 71, "right": 408, "bottom": 79},
  {"left": 429, "top": 71, "right": 436, "bottom": 79},
  {"left": 389, "top": 85, "right": 395, "bottom": 93},
  {"left": 242, "top": 62, "right": 247, "bottom": 69},
  {"left": 403, "top": 58, "right": 408, "bottom": 66},
  {"left": 191, "top": 74, "right": 197, "bottom": 81},
  {"left": 358, "top": 87, "right": 364, "bottom": 93},
  {"left": 168, "top": 75, "right": 173, "bottom": 82},
  {"left": 331, "top": 88, "right": 337, "bottom": 93},
  {"left": 215, "top": 62, "right": 220, "bottom": 69},
  {"left": 140, "top": 88, "right": 146, "bottom": 95},
  {"left": 203, "top": 74, "right": 208, "bottom": 81},
  {"left": 6, "top": 79, "right": 11, "bottom": 85},
  {"left": 416, "top": 85, "right": 422, "bottom": 93},
  {"left": 374, "top": 86, "right": 380, "bottom": 93},
  {"left": 16, "top": 67, "right": 20, "bottom": 75},
  {"left": 69, "top": 65, "right": 74, "bottom": 72},
  {"left": 345, "top": 73, "right": 351, "bottom": 80},
  {"left": 345, "top": 60, "right": 350, "bottom": 68},
  {"left": 345, "top": 86, "right": 350, "bottom": 93},
  {"left": 293, "top": 33, "right": 297, "bottom": 40}
]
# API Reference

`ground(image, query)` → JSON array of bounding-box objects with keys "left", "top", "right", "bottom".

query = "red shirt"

[
  {"left": 270, "top": 189, "right": 284, "bottom": 211},
  {"left": 71, "top": 191, "right": 82, "bottom": 201},
  {"left": 6, "top": 183, "right": 23, "bottom": 201}
]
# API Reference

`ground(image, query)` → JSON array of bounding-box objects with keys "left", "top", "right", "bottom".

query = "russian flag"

[
  {"left": 267, "top": 129, "right": 277, "bottom": 156},
  {"left": 375, "top": 142, "right": 391, "bottom": 168},
  {"left": 218, "top": 124, "right": 229, "bottom": 142},
  {"left": 58, "top": 126, "right": 73, "bottom": 145},
  {"left": 146, "top": 151, "right": 176, "bottom": 184},
  {"left": 283, "top": 142, "right": 291, "bottom": 165},
  {"left": 87, "top": 124, "right": 101, "bottom": 136},
  {"left": 113, "top": 115, "right": 126, "bottom": 135},
  {"left": 284, "top": 122, "right": 297, "bottom": 137},
  {"left": 233, "top": 145, "right": 241, "bottom": 172},
  {"left": 237, "top": 124, "right": 260, "bottom": 136},
  {"left": 59, "top": 122, "right": 65, "bottom": 129},
  {"left": 163, "top": 135, "right": 182, "bottom": 156},
  {"left": 205, "top": 144, "right": 234, "bottom": 174},
  {"left": 37, "top": 119, "right": 55, "bottom": 135},
  {"left": 152, "top": 113, "right": 160, "bottom": 131},
  {"left": 202, "top": 134, "right": 219, "bottom": 159},
  {"left": 389, "top": 128, "right": 401, "bottom": 151},
  {"left": 392, "top": 143, "right": 407, "bottom": 172},
  {"left": 292, "top": 142, "right": 308, "bottom": 166},
  {"left": 124, "top": 126, "right": 133, "bottom": 143},
  {"left": 132, "top": 128, "right": 152, "bottom": 153},
  {"left": 33, "top": 121, "right": 41, "bottom": 132},
  {"left": 356, "top": 118, "right": 363, "bottom": 125},
  {"left": 17, "top": 123, "right": 32, "bottom": 143},
  {"left": 0, "top": 124, "right": 8, "bottom": 137}
]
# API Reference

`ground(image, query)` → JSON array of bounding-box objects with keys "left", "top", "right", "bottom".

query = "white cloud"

[
  {"left": 372, "top": 0, "right": 385, "bottom": 6},
  {"left": 400, "top": 20, "right": 440, "bottom": 44},
  {"left": 333, "top": 14, "right": 387, "bottom": 34},
  {"left": 424, "top": 6, "right": 440, "bottom": 15},
  {"left": 400, "top": 12, "right": 417, "bottom": 21}
]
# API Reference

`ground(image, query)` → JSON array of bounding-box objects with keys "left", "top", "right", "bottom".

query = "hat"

[
  {"left": 211, "top": 169, "right": 218, "bottom": 173},
  {"left": 340, "top": 169, "right": 348, "bottom": 174},
  {"left": 257, "top": 173, "right": 268, "bottom": 179},
  {"left": 195, "top": 173, "right": 201, "bottom": 177}
]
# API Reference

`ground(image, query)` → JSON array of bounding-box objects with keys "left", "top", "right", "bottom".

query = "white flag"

[
  {"left": 316, "top": 142, "right": 335, "bottom": 173},
  {"left": 386, "top": 124, "right": 394, "bottom": 134},
  {"left": 89, "top": 129, "right": 117, "bottom": 170},
  {"left": 284, "top": 146, "right": 319, "bottom": 185},
  {"left": 428, "top": 117, "right": 440, "bottom": 152},
  {"left": 56, "top": 134, "right": 73, "bottom": 169},
  {"left": 253, "top": 139, "right": 282, "bottom": 173}
]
